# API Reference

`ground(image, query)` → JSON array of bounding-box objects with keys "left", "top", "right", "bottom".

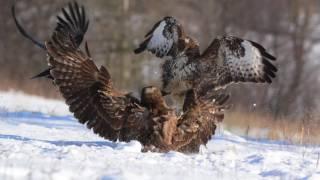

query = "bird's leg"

[
  {"left": 160, "top": 112, "right": 178, "bottom": 145},
  {"left": 151, "top": 112, "right": 178, "bottom": 146}
]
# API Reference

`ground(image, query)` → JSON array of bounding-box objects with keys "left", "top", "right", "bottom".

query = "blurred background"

[{"left": 1, "top": 0, "right": 320, "bottom": 143}]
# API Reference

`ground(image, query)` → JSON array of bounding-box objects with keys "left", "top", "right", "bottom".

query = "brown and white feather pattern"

[
  {"left": 135, "top": 17, "right": 277, "bottom": 104},
  {"left": 46, "top": 32, "right": 228, "bottom": 153},
  {"left": 197, "top": 36, "right": 277, "bottom": 94},
  {"left": 134, "top": 17, "right": 183, "bottom": 58},
  {"left": 46, "top": 33, "right": 149, "bottom": 142}
]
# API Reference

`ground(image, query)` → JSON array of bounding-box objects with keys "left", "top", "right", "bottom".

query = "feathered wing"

[
  {"left": 12, "top": 1, "right": 89, "bottom": 79},
  {"left": 198, "top": 36, "right": 277, "bottom": 93},
  {"left": 134, "top": 17, "right": 183, "bottom": 58},
  {"left": 37, "top": 1, "right": 90, "bottom": 79},
  {"left": 173, "top": 90, "right": 229, "bottom": 153},
  {"left": 54, "top": 1, "right": 89, "bottom": 47},
  {"left": 12, "top": 1, "right": 89, "bottom": 49},
  {"left": 46, "top": 33, "right": 148, "bottom": 142},
  {"left": 47, "top": 33, "right": 230, "bottom": 153}
]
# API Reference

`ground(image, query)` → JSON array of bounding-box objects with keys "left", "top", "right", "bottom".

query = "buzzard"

[
  {"left": 13, "top": 2, "right": 229, "bottom": 153},
  {"left": 134, "top": 17, "right": 277, "bottom": 107}
]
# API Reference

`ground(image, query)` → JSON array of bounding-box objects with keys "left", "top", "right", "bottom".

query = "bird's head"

[
  {"left": 142, "top": 86, "right": 161, "bottom": 96},
  {"left": 162, "top": 16, "right": 183, "bottom": 38},
  {"left": 141, "top": 86, "right": 163, "bottom": 107},
  {"left": 163, "top": 16, "right": 178, "bottom": 27},
  {"left": 141, "top": 86, "right": 170, "bottom": 114}
]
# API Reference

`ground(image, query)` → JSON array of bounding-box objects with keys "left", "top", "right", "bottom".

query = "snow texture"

[{"left": 0, "top": 91, "right": 320, "bottom": 180}]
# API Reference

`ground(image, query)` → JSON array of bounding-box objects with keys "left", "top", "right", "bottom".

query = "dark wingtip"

[
  {"left": 249, "top": 40, "right": 276, "bottom": 61},
  {"left": 31, "top": 68, "right": 52, "bottom": 79},
  {"left": 264, "top": 74, "right": 272, "bottom": 83},
  {"left": 134, "top": 47, "right": 145, "bottom": 54},
  {"left": 144, "top": 19, "right": 162, "bottom": 38},
  {"left": 262, "top": 59, "right": 277, "bottom": 72},
  {"left": 85, "top": 41, "right": 91, "bottom": 57},
  {"left": 263, "top": 52, "right": 276, "bottom": 61},
  {"left": 134, "top": 36, "right": 151, "bottom": 55}
]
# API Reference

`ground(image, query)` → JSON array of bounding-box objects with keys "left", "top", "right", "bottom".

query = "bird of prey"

[
  {"left": 45, "top": 31, "right": 228, "bottom": 153},
  {"left": 12, "top": 1, "right": 89, "bottom": 79},
  {"left": 13, "top": 2, "right": 229, "bottom": 153},
  {"left": 134, "top": 16, "right": 277, "bottom": 107}
]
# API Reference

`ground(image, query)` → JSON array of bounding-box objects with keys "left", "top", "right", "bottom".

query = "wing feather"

[
  {"left": 46, "top": 32, "right": 147, "bottom": 142},
  {"left": 200, "top": 36, "right": 277, "bottom": 89},
  {"left": 55, "top": 1, "right": 89, "bottom": 47},
  {"left": 134, "top": 17, "right": 182, "bottom": 58},
  {"left": 14, "top": 1, "right": 90, "bottom": 79},
  {"left": 47, "top": 33, "right": 229, "bottom": 152},
  {"left": 144, "top": 20, "right": 162, "bottom": 38}
]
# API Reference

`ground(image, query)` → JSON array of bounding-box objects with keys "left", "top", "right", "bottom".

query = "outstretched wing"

[
  {"left": 199, "top": 36, "right": 277, "bottom": 91},
  {"left": 36, "top": 1, "right": 90, "bottom": 79},
  {"left": 54, "top": 1, "right": 89, "bottom": 47},
  {"left": 46, "top": 32, "right": 147, "bottom": 142},
  {"left": 12, "top": 1, "right": 89, "bottom": 50},
  {"left": 134, "top": 17, "right": 183, "bottom": 58},
  {"left": 12, "top": 1, "right": 89, "bottom": 79}
]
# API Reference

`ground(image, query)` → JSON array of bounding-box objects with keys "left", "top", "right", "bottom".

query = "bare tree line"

[{"left": 0, "top": 0, "right": 319, "bottom": 119}]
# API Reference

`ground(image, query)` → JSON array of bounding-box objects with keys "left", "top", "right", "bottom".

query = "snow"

[
  {"left": 0, "top": 91, "right": 320, "bottom": 180},
  {"left": 0, "top": 90, "right": 70, "bottom": 116}
]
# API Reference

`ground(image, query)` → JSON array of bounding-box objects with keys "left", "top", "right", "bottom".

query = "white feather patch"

[
  {"left": 147, "top": 21, "right": 174, "bottom": 56},
  {"left": 223, "top": 40, "right": 264, "bottom": 80}
]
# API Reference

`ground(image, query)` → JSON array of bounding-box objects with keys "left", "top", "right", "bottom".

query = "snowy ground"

[{"left": 0, "top": 91, "right": 320, "bottom": 180}]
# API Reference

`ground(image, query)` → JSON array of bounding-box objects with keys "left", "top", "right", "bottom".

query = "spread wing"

[
  {"left": 134, "top": 17, "right": 183, "bottom": 58},
  {"left": 198, "top": 36, "right": 277, "bottom": 92},
  {"left": 46, "top": 32, "right": 147, "bottom": 142},
  {"left": 12, "top": 1, "right": 89, "bottom": 50},
  {"left": 54, "top": 1, "right": 89, "bottom": 47},
  {"left": 12, "top": 2, "right": 89, "bottom": 79}
]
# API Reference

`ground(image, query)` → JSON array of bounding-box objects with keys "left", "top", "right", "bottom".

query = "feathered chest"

[{"left": 161, "top": 56, "right": 197, "bottom": 94}]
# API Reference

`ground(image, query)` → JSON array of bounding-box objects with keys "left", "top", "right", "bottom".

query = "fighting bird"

[
  {"left": 13, "top": 2, "right": 229, "bottom": 153},
  {"left": 12, "top": 1, "right": 89, "bottom": 79},
  {"left": 45, "top": 30, "right": 228, "bottom": 153},
  {"left": 134, "top": 17, "right": 277, "bottom": 107}
]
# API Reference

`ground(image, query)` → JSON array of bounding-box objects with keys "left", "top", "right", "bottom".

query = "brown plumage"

[
  {"left": 12, "top": 1, "right": 89, "bottom": 79},
  {"left": 46, "top": 30, "right": 229, "bottom": 153},
  {"left": 175, "top": 90, "right": 228, "bottom": 153},
  {"left": 134, "top": 17, "right": 277, "bottom": 107},
  {"left": 47, "top": 32, "right": 147, "bottom": 142},
  {"left": 141, "top": 86, "right": 171, "bottom": 116},
  {"left": 14, "top": 2, "right": 230, "bottom": 153}
]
